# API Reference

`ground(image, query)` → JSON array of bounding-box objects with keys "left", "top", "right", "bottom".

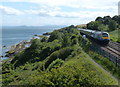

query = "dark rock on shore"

[
  {"left": 5, "top": 50, "right": 15, "bottom": 57},
  {"left": 34, "top": 34, "right": 38, "bottom": 36},
  {"left": 43, "top": 32, "right": 51, "bottom": 35},
  {"left": 5, "top": 40, "right": 31, "bottom": 58},
  {"left": 0, "top": 55, "right": 4, "bottom": 58},
  {"left": 2, "top": 45, "right": 6, "bottom": 48}
]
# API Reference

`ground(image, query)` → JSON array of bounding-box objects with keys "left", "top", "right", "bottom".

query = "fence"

[{"left": 90, "top": 44, "right": 120, "bottom": 68}]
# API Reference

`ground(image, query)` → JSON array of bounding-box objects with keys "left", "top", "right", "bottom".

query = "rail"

[{"left": 90, "top": 42, "right": 120, "bottom": 67}]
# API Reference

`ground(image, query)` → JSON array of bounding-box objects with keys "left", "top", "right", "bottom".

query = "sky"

[{"left": 0, "top": 0, "right": 119, "bottom": 26}]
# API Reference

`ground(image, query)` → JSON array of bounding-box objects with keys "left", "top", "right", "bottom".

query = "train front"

[{"left": 101, "top": 32, "right": 110, "bottom": 44}]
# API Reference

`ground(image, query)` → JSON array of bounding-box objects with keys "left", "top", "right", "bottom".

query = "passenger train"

[{"left": 78, "top": 29, "right": 110, "bottom": 45}]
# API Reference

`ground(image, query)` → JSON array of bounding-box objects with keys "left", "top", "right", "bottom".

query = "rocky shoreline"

[
  {"left": 5, "top": 40, "right": 31, "bottom": 57},
  {"left": 1, "top": 33, "right": 51, "bottom": 61}
]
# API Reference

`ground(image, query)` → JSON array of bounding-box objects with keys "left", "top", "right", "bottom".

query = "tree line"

[{"left": 87, "top": 15, "right": 120, "bottom": 31}]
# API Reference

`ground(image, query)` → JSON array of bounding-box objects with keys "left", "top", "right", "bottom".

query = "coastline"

[{"left": 1, "top": 33, "right": 51, "bottom": 62}]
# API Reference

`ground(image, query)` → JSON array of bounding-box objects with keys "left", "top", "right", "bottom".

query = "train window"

[{"left": 102, "top": 33, "right": 108, "bottom": 37}]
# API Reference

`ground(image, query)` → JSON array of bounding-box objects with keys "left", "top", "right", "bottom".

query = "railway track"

[
  {"left": 91, "top": 41, "right": 120, "bottom": 67},
  {"left": 101, "top": 41, "right": 120, "bottom": 59},
  {"left": 105, "top": 46, "right": 120, "bottom": 57},
  {"left": 108, "top": 41, "right": 120, "bottom": 52},
  {"left": 101, "top": 41, "right": 120, "bottom": 67}
]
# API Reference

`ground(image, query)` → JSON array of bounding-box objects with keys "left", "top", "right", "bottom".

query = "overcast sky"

[{"left": 0, "top": 0, "right": 119, "bottom": 26}]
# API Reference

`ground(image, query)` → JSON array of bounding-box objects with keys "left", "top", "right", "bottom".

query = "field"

[{"left": 109, "top": 29, "right": 120, "bottom": 42}]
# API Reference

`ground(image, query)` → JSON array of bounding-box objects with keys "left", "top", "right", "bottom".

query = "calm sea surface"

[{"left": 1, "top": 26, "right": 65, "bottom": 59}]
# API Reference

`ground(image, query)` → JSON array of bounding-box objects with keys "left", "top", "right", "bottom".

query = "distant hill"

[
  {"left": 75, "top": 24, "right": 87, "bottom": 28},
  {"left": 2, "top": 25, "right": 67, "bottom": 28}
]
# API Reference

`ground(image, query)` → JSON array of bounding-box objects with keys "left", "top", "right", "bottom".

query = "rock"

[
  {"left": 34, "top": 34, "right": 38, "bottom": 36},
  {"left": 43, "top": 32, "right": 51, "bottom": 35},
  {"left": 0, "top": 55, "right": 3, "bottom": 58},
  {"left": 5, "top": 50, "right": 15, "bottom": 57},
  {"left": 2, "top": 45, "right": 6, "bottom": 48}
]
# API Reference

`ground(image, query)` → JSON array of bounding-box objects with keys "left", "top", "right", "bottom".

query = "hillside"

[
  {"left": 109, "top": 29, "right": 120, "bottom": 42},
  {"left": 2, "top": 26, "right": 118, "bottom": 86}
]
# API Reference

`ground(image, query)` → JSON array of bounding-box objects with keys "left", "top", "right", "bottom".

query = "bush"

[
  {"left": 48, "top": 30, "right": 64, "bottom": 42},
  {"left": 87, "top": 50, "right": 120, "bottom": 80},
  {"left": 47, "top": 59, "right": 64, "bottom": 70},
  {"left": 41, "top": 36, "right": 48, "bottom": 42},
  {"left": 44, "top": 46, "right": 75, "bottom": 69},
  {"left": 11, "top": 39, "right": 61, "bottom": 67}
]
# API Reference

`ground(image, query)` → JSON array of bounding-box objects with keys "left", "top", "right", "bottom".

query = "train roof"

[{"left": 78, "top": 28, "right": 109, "bottom": 34}]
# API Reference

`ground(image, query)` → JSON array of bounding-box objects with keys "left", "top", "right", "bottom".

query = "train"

[{"left": 78, "top": 28, "right": 110, "bottom": 45}]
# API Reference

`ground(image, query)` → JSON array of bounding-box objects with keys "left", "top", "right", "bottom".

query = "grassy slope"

[
  {"left": 61, "top": 51, "right": 118, "bottom": 85},
  {"left": 3, "top": 50, "right": 118, "bottom": 86},
  {"left": 109, "top": 29, "right": 120, "bottom": 42}
]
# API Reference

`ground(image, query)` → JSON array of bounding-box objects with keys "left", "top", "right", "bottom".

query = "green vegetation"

[
  {"left": 87, "top": 15, "right": 120, "bottom": 31},
  {"left": 76, "top": 24, "right": 87, "bottom": 29},
  {"left": 87, "top": 50, "right": 120, "bottom": 80},
  {"left": 2, "top": 25, "right": 118, "bottom": 86},
  {"left": 86, "top": 15, "right": 120, "bottom": 42},
  {"left": 109, "top": 29, "right": 120, "bottom": 42}
]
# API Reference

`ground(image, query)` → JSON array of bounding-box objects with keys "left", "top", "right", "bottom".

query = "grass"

[
  {"left": 109, "top": 29, "right": 120, "bottom": 42},
  {"left": 87, "top": 50, "right": 120, "bottom": 80},
  {"left": 2, "top": 50, "right": 118, "bottom": 86}
]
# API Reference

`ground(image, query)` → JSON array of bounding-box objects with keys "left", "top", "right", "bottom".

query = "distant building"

[{"left": 118, "top": 1, "right": 120, "bottom": 15}]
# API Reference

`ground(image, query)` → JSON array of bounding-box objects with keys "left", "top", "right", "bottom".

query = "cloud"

[
  {"left": 1, "top": 0, "right": 119, "bottom": 26},
  {"left": 25, "top": 8, "right": 116, "bottom": 18},
  {"left": 0, "top": 5, "right": 24, "bottom": 15},
  {"left": 1, "top": 0, "right": 119, "bottom": 6},
  {"left": 1, "top": 0, "right": 118, "bottom": 18},
  {"left": 22, "top": 2, "right": 117, "bottom": 18},
  {"left": 1, "top": 0, "right": 119, "bottom": 14},
  {"left": 1, "top": 0, "right": 119, "bottom": 7},
  {"left": 118, "top": 1, "right": 120, "bottom": 15}
]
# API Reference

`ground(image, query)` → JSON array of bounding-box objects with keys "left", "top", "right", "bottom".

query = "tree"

[
  {"left": 87, "top": 21, "right": 101, "bottom": 30},
  {"left": 48, "top": 30, "right": 63, "bottom": 42},
  {"left": 95, "top": 17, "right": 103, "bottom": 23},
  {"left": 112, "top": 15, "right": 120, "bottom": 24},
  {"left": 98, "top": 24, "right": 109, "bottom": 31},
  {"left": 108, "top": 20, "right": 117, "bottom": 31},
  {"left": 69, "top": 25, "right": 75, "bottom": 29},
  {"left": 62, "top": 33, "right": 71, "bottom": 47},
  {"left": 103, "top": 16, "right": 112, "bottom": 25}
]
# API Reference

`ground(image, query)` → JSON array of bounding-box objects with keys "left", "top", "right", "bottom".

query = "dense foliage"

[
  {"left": 87, "top": 15, "right": 120, "bottom": 31},
  {"left": 2, "top": 26, "right": 118, "bottom": 86},
  {"left": 87, "top": 50, "right": 120, "bottom": 80},
  {"left": 109, "top": 29, "right": 120, "bottom": 42}
]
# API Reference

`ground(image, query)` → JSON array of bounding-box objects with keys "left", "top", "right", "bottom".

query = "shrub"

[{"left": 47, "top": 59, "right": 64, "bottom": 70}]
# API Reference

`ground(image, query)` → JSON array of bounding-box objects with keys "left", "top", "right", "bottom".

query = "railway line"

[
  {"left": 78, "top": 28, "right": 120, "bottom": 67},
  {"left": 108, "top": 41, "right": 120, "bottom": 52},
  {"left": 96, "top": 41, "right": 120, "bottom": 67},
  {"left": 105, "top": 46, "right": 120, "bottom": 57},
  {"left": 90, "top": 40, "right": 120, "bottom": 67},
  {"left": 104, "top": 41, "right": 120, "bottom": 57}
]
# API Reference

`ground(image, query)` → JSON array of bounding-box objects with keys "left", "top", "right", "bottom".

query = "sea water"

[{"left": 1, "top": 26, "right": 65, "bottom": 59}]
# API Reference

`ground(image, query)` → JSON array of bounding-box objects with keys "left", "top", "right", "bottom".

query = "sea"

[{"left": 1, "top": 25, "right": 66, "bottom": 60}]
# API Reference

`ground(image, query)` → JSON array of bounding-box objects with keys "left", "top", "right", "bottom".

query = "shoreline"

[
  {"left": 1, "top": 33, "right": 51, "bottom": 62},
  {"left": 1, "top": 40, "right": 31, "bottom": 61}
]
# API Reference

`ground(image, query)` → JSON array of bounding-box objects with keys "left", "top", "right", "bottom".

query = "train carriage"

[{"left": 79, "top": 29, "right": 110, "bottom": 45}]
